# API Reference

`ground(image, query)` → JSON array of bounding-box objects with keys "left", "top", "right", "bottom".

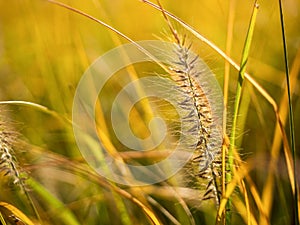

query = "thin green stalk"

[
  {"left": 278, "top": 1, "right": 299, "bottom": 224},
  {"left": 226, "top": 1, "right": 259, "bottom": 223}
]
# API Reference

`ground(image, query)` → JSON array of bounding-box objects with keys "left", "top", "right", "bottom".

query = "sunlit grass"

[{"left": 0, "top": 0, "right": 299, "bottom": 224}]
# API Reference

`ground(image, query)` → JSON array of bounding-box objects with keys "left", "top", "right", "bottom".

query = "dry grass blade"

[
  {"left": 2, "top": 1, "right": 298, "bottom": 224},
  {"left": 222, "top": 3, "right": 236, "bottom": 219},
  {"left": 141, "top": 0, "right": 279, "bottom": 114},
  {"left": 233, "top": 147, "right": 270, "bottom": 224},
  {"left": 260, "top": 45, "right": 300, "bottom": 225},
  {"left": 223, "top": 0, "right": 236, "bottom": 132},
  {"left": 0, "top": 202, "right": 35, "bottom": 225},
  {"left": 27, "top": 144, "right": 163, "bottom": 225},
  {"left": 231, "top": 196, "right": 258, "bottom": 225},
  {"left": 46, "top": 0, "right": 171, "bottom": 74},
  {"left": 216, "top": 161, "right": 250, "bottom": 222},
  {"left": 142, "top": 2, "right": 297, "bottom": 223},
  {"left": 240, "top": 180, "right": 251, "bottom": 225},
  {"left": 147, "top": 196, "right": 181, "bottom": 225},
  {"left": 0, "top": 100, "right": 72, "bottom": 125}
]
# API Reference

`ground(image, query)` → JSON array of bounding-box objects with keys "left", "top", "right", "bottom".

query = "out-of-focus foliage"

[{"left": 0, "top": 0, "right": 299, "bottom": 224}]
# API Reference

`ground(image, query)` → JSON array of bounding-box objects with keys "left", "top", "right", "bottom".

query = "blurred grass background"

[{"left": 0, "top": 0, "right": 299, "bottom": 224}]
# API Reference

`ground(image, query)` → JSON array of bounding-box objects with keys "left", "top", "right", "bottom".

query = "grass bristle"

[
  {"left": 1, "top": 1, "right": 299, "bottom": 224},
  {"left": 0, "top": 117, "right": 22, "bottom": 185},
  {"left": 166, "top": 38, "right": 223, "bottom": 205}
]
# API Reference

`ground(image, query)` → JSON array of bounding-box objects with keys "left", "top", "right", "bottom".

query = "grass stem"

[
  {"left": 278, "top": 1, "right": 299, "bottom": 224},
  {"left": 226, "top": 1, "right": 259, "bottom": 223}
]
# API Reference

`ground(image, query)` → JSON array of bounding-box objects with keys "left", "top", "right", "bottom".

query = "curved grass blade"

[
  {"left": 141, "top": 0, "right": 278, "bottom": 112},
  {"left": 0, "top": 100, "right": 72, "bottom": 125},
  {"left": 0, "top": 202, "right": 35, "bottom": 225}
]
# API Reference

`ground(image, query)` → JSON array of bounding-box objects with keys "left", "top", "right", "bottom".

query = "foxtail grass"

[{"left": 1, "top": 1, "right": 299, "bottom": 224}]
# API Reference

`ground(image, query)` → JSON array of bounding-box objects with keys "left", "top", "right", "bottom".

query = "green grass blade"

[
  {"left": 226, "top": 1, "right": 259, "bottom": 223},
  {"left": 278, "top": 1, "right": 299, "bottom": 224},
  {"left": 26, "top": 177, "right": 81, "bottom": 225}
]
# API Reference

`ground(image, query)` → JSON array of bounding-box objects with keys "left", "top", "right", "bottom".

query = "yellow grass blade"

[
  {"left": 260, "top": 45, "right": 300, "bottom": 225},
  {"left": 0, "top": 202, "right": 35, "bottom": 225}
]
